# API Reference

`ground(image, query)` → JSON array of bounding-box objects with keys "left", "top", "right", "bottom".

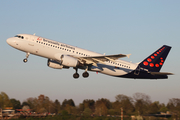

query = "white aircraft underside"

[{"left": 6, "top": 34, "right": 173, "bottom": 79}]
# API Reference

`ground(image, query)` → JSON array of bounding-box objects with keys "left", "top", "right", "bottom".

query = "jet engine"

[
  {"left": 47, "top": 59, "right": 63, "bottom": 69},
  {"left": 61, "top": 55, "right": 79, "bottom": 67}
]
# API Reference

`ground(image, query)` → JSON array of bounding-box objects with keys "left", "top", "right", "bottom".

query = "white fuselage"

[{"left": 6, "top": 34, "right": 138, "bottom": 77}]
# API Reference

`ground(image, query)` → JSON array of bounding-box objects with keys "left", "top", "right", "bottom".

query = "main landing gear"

[
  {"left": 82, "top": 71, "right": 89, "bottom": 78},
  {"left": 23, "top": 52, "right": 30, "bottom": 63},
  {"left": 73, "top": 67, "right": 89, "bottom": 79},
  {"left": 73, "top": 68, "right": 79, "bottom": 79}
]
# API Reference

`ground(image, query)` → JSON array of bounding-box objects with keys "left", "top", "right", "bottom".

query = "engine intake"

[{"left": 47, "top": 59, "right": 63, "bottom": 69}]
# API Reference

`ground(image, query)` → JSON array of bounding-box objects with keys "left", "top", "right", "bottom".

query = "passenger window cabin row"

[
  {"left": 36, "top": 41, "right": 89, "bottom": 57},
  {"left": 108, "top": 61, "right": 130, "bottom": 68}
]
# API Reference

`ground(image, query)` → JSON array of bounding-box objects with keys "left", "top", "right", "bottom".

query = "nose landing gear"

[
  {"left": 23, "top": 58, "right": 28, "bottom": 63},
  {"left": 23, "top": 52, "right": 30, "bottom": 63}
]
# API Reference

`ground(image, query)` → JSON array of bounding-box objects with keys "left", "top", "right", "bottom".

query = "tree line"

[{"left": 0, "top": 91, "right": 180, "bottom": 117}]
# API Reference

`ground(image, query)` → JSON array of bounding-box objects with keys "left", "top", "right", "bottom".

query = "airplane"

[{"left": 6, "top": 34, "right": 173, "bottom": 79}]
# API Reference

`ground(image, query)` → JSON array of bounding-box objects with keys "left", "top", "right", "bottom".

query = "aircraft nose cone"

[
  {"left": 6, "top": 38, "right": 14, "bottom": 46},
  {"left": 6, "top": 38, "right": 11, "bottom": 45}
]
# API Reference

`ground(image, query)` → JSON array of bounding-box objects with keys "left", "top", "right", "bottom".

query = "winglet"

[{"left": 126, "top": 54, "right": 131, "bottom": 58}]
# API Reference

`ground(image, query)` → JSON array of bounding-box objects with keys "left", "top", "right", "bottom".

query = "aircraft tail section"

[{"left": 139, "top": 45, "right": 171, "bottom": 72}]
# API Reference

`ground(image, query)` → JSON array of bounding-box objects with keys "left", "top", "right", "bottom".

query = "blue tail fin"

[{"left": 139, "top": 45, "right": 171, "bottom": 72}]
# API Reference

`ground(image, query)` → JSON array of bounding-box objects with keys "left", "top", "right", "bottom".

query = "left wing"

[{"left": 71, "top": 54, "right": 131, "bottom": 66}]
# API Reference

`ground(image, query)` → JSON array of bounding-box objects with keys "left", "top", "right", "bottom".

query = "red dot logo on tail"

[
  {"left": 150, "top": 63, "right": 154, "bottom": 67},
  {"left": 143, "top": 61, "right": 148, "bottom": 66},
  {"left": 151, "top": 56, "right": 155, "bottom": 59},
  {"left": 155, "top": 64, "right": 159, "bottom": 67},
  {"left": 147, "top": 58, "right": 152, "bottom": 62}
]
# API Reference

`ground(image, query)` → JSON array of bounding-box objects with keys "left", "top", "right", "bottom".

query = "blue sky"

[{"left": 0, "top": 1, "right": 179, "bottom": 105}]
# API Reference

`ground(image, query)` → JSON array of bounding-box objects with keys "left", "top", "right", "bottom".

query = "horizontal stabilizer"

[{"left": 150, "top": 72, "right": 174, "bottom": 75}]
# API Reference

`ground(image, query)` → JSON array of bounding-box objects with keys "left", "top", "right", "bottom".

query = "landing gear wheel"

[
  {"left": 23, "top": 52, "right": 30, "bottom": 63},
  {"left": 82, "top": 72, "right": 89, "bottom": 78},
  {"left": 23, "top": 59, "right": 28, "bottom": 63},
  {"left": 73, "top": 73, "right": 79, "bottom": 79}
]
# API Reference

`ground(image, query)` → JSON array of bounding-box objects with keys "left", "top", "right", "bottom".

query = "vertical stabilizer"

[{"left": 139, "top": 45, "right": 171, "bottom": 72}]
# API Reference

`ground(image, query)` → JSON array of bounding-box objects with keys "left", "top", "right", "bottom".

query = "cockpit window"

[{"left": 14, "top": 35, "right": 24, "bottom": 39}]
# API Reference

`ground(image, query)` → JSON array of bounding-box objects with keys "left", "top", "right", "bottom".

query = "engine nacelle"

[
  {"left": 47, "top": 59, "right": 63, "bottom": 69},
  {"left": 61, "top": 55, "right": 78, "bottom": 67}
]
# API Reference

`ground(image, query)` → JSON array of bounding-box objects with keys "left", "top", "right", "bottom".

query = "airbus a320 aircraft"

[{"left": 7, "top": 34, "right": 173, "bottom": 79}]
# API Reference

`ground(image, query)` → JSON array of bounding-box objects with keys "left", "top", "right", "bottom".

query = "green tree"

[
  {"left": 54, "top": 99, "right": 61, "bottom": 113},
  {"left": 159, "top": 106, "right": 168, "bottom": 113},
  {"left": 23, "top": 94, "right": 55, "bottom": 113},
  {"left": 83, "top": 108, "right": 92, "bottom": 116},
  {"left": 35, "top": 94, "right": 54, "bottom": 113},
  {"left": 62, "top": 99, "right": 75, "bottom": 109},
  {"left": 108, "top": 109, "right": 118, "bottom": 115},
  {"left": 115, "top": 94, "right": 134, "bottom": 115},
  {"left": 61, "top": 110, "right": 68, "bottom": 116},
  {"left": 95, "top": 98, "right": 111, "bottom": 116},
  {"left": 159, "top": 103, "right": 168, "bottom": 113},
  {"left": 148, "top": 101, "right": 160, "bottom": 114},
  {"left": 21, "top": 101, "right": 29, "bottom": 107},
  {"left": 83, "top": 99, "right": 95, "bottom": 110},
  {"left": 79, "top": 103, "right": 84, "bottom": 112},
  {"left": 62, "top": 99, "right": 67, "bottom": 108},
  {"left": 10, "top": 98, "right": 21, "bottom": 109},
  {"left": 64, "top": 104, "right": 74, "bottom": 114},
  {"left": 0, "top": 92, "right": 12, "bottom": 109},
  {"left": 111, "top": 101, "right": 121, "bottom": 115},
  {"left": 25, "top": 97, "right": 37, "bottom": 111},
  {"left": 167, "top": 98, "right": 180, "bottom": 118},
  {"left": 79, "top": 99, "right": 95, "bottom": 112},
  {"left": 133, "top": 92, "right": 151, "bottom": 115}
]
